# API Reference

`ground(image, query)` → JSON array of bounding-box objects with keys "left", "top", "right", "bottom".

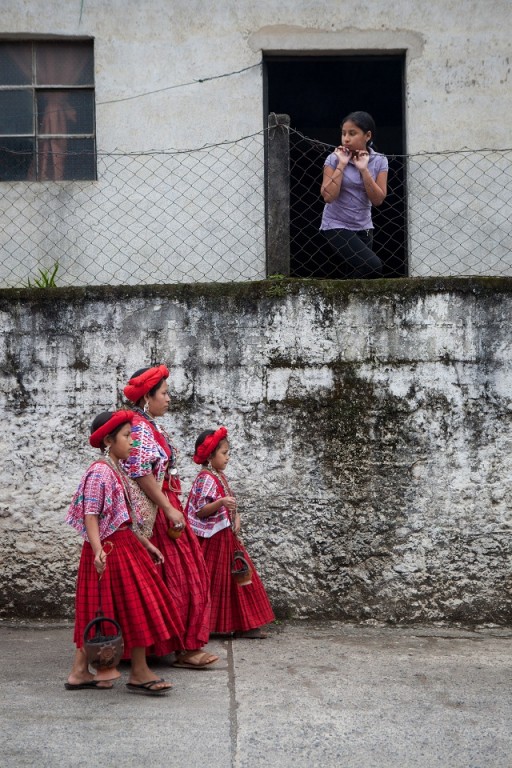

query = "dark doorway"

[{"left": 264, "top": 55, "right": 407, "bottom": 278}]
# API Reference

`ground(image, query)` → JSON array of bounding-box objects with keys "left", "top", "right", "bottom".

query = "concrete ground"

[{"left": 0, "top": 620, "right": 511, "bottom": 768}]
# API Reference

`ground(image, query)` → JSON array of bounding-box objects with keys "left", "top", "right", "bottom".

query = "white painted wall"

[
  {"left": 4, "top": 1, "right": 509, "bottom": 151},
  {"left": 1, "top": 1, "right": 511, "bottom": 282}
]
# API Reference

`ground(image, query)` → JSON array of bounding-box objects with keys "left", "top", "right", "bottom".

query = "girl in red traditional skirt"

[
  {"left": 186, "top": 427, "right": 275, "bottom": 638},
  {"left": 123, "top": 365, "right": 218, "bottom": 669},
  {"left": 65, "top": 410, "right": 183, "bottom": 695}
]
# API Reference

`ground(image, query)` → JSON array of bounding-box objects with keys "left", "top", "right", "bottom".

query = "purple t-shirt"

[{"left": 320, "top": 149, "right": 388, "bottom": 231}]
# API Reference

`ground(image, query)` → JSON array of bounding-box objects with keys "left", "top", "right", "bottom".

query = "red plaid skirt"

[
  {"left": 198, "top": 527, "right": 275, "bottom": 634},
  {"left": 150, "top": 490, "right": 211, "bottom": 649},
  {"left": 73, "top": 528, "right": 184, "bottom": 656}
]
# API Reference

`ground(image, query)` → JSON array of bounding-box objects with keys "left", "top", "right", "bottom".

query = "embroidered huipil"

[
  {"left": 123, "top": 418, "right": 168, "bottom": 483},
  {"left": 187, "top": 471, "right": 231, "bottom": 538},
  {"left": 65, "top": 461, "right": 140, "bottom": 541}
]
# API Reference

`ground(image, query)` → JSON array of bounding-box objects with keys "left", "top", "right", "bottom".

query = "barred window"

[{"left": 0, "top": 40, "right": 96, "bottom": 181}]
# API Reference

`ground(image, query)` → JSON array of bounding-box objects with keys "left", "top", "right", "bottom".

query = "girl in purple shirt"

[{"left": 320, "top": 111, "right": 388, "bottom": 279}]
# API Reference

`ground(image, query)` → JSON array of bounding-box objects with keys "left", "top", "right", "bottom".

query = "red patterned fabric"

[
  {"left": 186, "top": 470, "right": 232, "bottom": 538},
  {"left": 123, "top": 408, "right": 212, "bottom": 650},
  {"left": 198, "top": 527, "right": 275, "bottom": 634},
  {"left": 66, "top": 461, "right": 132, "bottom": 541},
  {"left": 124, "top": 415, "right": 169, "bottom": 483},
  {"left": 73, "top": 528, "right": 184, "bottom": 656},
  {"left": 150, "top": 493, "right": 212, "bottom": 650},
  {"left": 123, "top": 365, "right": 169, "bottom": 403}
]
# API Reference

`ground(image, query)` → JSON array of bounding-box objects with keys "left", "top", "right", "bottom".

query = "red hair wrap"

[
  {"left": 123, "top": 364, "right": 169, "bottom": 403},
  {"left": 89, "top": 410, "right": 135, "bottom": 448},
  {"left": 193, "top": 426, "right": 228, "bottom": 464}
]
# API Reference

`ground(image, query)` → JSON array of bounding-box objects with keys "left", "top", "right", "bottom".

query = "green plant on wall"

[
  {"left": 25, "top": 261, "right": 59, "bottom": 288},
  {"left": 265, "top": 273, "right": 289, "bottom": 298}
]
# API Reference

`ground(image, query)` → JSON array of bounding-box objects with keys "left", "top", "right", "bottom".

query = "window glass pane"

[
  {"left": 36, "top": 42, "right": 94, "bottom": 86},
  {"left": 0, "top": 91, "right": 34, "bottom": 134},
  {"left": 37, "top": 90, "right": 94, "bottom": 135},
  {"left": 38, "top": 137, "right": 95, "bottom": 181},
  {"left": 0, "top": 137, "right": 35, "bottom": 181},
  {"left": 0, "top": 41, "right": 96, "bottom": 181},
  {"left": 0, "top": 43, "right": 32, "bottom": 85}
]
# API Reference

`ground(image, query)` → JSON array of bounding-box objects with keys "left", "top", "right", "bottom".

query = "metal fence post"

[{"left": 266, "top": 113, "right": 291, "bottom": 277}]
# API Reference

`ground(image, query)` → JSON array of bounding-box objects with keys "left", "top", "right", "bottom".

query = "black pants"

[{"left": 323, "top": 228, "right": 383, "bottom": 279}]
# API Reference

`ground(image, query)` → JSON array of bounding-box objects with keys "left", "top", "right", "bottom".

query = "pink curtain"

[
  {"left": 38, "top": 94, "right": 78, "bottom": 179},
  {"left": 37, "top": 44, "right": 91, "bottom": 180}
]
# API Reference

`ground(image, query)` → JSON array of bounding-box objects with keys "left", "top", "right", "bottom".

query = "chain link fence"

[
  {"left": 0, "top": 124, "right": 511, "bottom": 287},
  {"left": 0, "top": 132, "right": 266, "bottom": 287},
  {"left": 288, "top": 130, "right": 512, "bottom": 279}
]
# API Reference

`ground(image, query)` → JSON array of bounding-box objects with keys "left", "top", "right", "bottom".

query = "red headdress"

[
  {"left": 89, "top": 410, "right": 135, "bottom": 448},
  {"left": 123, "top": 364, "right": 169, "bottom": 403},
  {"left": 193, "top": 426, "right": 228, "bottom": 465}
]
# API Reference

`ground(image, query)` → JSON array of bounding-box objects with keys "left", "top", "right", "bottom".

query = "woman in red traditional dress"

[
  {"left": 186, "top": 427, "right": 275, "bottom": 638},
  {"left": 123, "top": 365, "right": 218, "bottom": 668},
  {"left": 65, "top": 410, "right": 181, "bottom": 695}
]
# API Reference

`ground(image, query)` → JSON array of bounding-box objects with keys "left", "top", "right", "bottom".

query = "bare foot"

[
  {"left": 128, "top": 647, "right": 174, "bottom": 692},
  {"left": 173, "top": 650, "right": 219, "bottom": 668},
  {"left": 93, "top": 666, "right": 122, "bottom": 682},
  {"left": 66, "top": 647, "right": 115, "bottom": 689}
]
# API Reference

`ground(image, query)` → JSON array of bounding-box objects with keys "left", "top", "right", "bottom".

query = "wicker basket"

[{"left": 83, "top": 614, "right": 124, "bottom": 670}]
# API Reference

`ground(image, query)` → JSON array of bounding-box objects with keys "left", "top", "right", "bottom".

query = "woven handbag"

[
  {"left": 127, "top": 478, "right": 160, "bottom": 538},
  {"left": 231, "top": 550, "right": 252, "bottom": 586},
  {"left": 83, "top": 614, "right": 124, "bottom": 670}
]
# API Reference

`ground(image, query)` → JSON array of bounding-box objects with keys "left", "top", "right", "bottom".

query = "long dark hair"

[{"left": 341, "top": 111, "right": 377, "bottom": 149}]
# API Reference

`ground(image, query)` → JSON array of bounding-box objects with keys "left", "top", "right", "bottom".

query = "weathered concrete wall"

[{"left": 1, "top": 278, "right": 511, "bottom": 625}]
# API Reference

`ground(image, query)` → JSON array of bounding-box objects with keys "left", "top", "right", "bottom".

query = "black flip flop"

[
  {"left": 126, "top": 678, "right": 172, "bottom": 696},
  {"left": 64, "top": 680, "right": 113, "bottom": 690}
]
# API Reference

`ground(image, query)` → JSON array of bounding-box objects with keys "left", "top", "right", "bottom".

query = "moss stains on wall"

[{"left": 1, "top": 278, "right": 512, "bottom": 623}]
